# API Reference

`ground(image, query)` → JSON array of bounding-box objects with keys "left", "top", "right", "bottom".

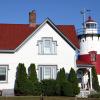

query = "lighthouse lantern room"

[
  {"left": 78, "top": 16, "right": 100, "bottom": 55},
  {"left": 85, "top": 16, "right": 98, "bottom": 34}
]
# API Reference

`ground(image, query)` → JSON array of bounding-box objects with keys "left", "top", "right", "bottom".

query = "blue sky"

[{"left": 0, "top": 0, "right": 99, "bottom": 29}]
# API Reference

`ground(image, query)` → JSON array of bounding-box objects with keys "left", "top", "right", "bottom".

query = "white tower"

[{"left": 78, "top": 16, "right": 100, "bottom": 55}]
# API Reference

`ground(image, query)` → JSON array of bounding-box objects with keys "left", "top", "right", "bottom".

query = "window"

[
  {"left": 44, "top": 40, "right": 51, "bottom": 54},
  {"left": 38, "top": 65, "right": 57, "bottom": 81},
  {"left": 89, "top": 51, "right": 97, "bottom": 62},
  {"left": 37, "top": 37, "right": 57, "bottom": 55},
  {"left": 86, "top": 23, "right": 97, "bottom": 29},
  {"left": 91, "top": 53, "right": 96, "bottom": 62},
  {"left": 0, "top": 65, "right": 8, "bottom": 82}
]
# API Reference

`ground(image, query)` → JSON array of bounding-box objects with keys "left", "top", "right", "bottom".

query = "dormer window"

[
  {"left": 89, "top": 51, "right": 97, "bottom": 62},
  {"left": 37, "top": 37, "right": 57, "bottom": 55}
]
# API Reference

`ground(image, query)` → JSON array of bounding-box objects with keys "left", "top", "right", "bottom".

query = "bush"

[
  {"left": 56, "top": 68, "right": 67, "bottom": 83},
  {"left": 92, "top": 66, "right": 100, "bottom": 91},
  {"left": 28, "top": 64, "right": 38, "bottom": 83},
  {"left": 88, "top": 92, "right": 100, "bottom": 98},
  {"left": 32, "top": 82, "right": 41, "bottom": 96},
  {"left": 14, "top": 63, "right": 28, "bottom": 95},
  {"left": 28, "top": 64, "right": 41, "bottom": 96},
  {"left": 60, "top": 81, "right": 73, "bottom": 96},
  {"left": 68, "top": 68, "right": 80, "bottom": 96},
  {"left": 56, "top": 68, "right": 73, "bottom": 96},
  {"left": 41, "top": 79, "right": 56, "bottom": 96}
]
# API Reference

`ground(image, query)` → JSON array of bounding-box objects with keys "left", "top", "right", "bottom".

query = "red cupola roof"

[{"left": 86, "top": 16, "right": 96, "bottom": 22}]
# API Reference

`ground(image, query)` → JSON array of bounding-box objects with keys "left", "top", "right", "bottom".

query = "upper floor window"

[
  {"left": 0, "top": 65, "right": 8, "bottom": 82},
  {"left": 37, "top": 37, "right": 57, "bottom": 55}
]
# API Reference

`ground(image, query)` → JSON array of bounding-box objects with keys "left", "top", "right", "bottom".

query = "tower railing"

[{"left": 77, "top": 28, "right": 100, "bottom": 35}]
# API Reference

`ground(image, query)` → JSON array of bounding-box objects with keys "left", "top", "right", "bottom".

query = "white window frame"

[
  {"left": 37, "top": 37, "right": 57, "bottom": 55},
  {"left": 0, "top": 65, "right": 8, "bottom": 83},
  {"left": 38, "top": 65, "right": 57, "bottom": 81}
]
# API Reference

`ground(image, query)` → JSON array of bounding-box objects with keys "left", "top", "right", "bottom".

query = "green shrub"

[
  {"left": 41, "top": 79, "right": 56, "bottom": 96},
  {"left": 56, "top": 68, "right": 67, "bottom": 83},
  {"left": 92, "top": 66, "right": 100, "bottom": 91},
  {"left": 28, "top": 64, "right": 41, "bottom": 96},
  {"left": 56, "top": 68, "right": 73, "bottom": 96},
  {"left": 68, "top": 68, "right": 80, "bottom": 96},
  {"left": 28, "top": 64, "right": 38, "bottom": 83},
  {"left": 32, "top": 82, "right": 41, "bottom": 96},
  {"left": 88, "top": 92, "right": 100, "bottom": 98},
  {"left": 60, "top": 81, "right": 73, "bottom": 96},
  {"left": 14, "top": 63, "right": 28, "bottom": 95}
]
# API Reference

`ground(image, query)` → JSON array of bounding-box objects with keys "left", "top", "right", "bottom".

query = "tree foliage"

[
  {"left": 14, "top": 63, "right": 28, "bottom": 95},
  {"left": 28, "top": 63, "right": 38, "bottom": 83},
  {"left": 92, "top": 66, "right": 100, "bottom": 91},
  {"left": 28, "top": 63, "right": 41, "bottom": 95},
  {"left": 68, "top": 68, "right": 80, "bottom": 95},
  {"left": 56, "top": 68, "right": 67, "bottom": 83},
  {"left": 41, "top": 79, "right": 56, "bottom": 96},
  {"left": 56, "top": 68, "right": 73, "bottom": 96}
]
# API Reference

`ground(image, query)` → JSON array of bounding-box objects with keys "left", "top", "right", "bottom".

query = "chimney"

[{"left": 29, "top": 10, "right": 36, "bottom": 27}]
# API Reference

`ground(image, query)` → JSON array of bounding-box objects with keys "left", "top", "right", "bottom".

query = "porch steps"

[{"left": 77, "top": 89, "right": 90, "bottom": 98}]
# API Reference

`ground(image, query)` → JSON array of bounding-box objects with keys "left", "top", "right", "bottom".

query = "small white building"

[{"left": 0, "top": 10, "right": 79, "bottom": 96}]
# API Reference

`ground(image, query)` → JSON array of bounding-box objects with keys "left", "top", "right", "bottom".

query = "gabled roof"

[
  {"left": 0, "top": 18, "right": 79, "bottom": 53},
  {"left": 56, "top": 25, "right": 79, "bottom": 49}
]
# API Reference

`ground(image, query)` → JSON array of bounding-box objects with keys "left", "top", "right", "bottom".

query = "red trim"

[{"left": 77, "top": 54, "right": 100, "bottom": 74}]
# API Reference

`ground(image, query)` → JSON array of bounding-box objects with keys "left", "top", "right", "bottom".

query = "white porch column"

[{"left": 89, "top": 67, "right": 93, "bottom": 90}]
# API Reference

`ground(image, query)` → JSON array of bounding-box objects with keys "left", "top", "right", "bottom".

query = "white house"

[{"left": 0, "top": 10, "right": 79, "bottom": 96}]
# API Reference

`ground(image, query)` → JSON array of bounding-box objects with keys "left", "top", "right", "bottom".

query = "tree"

[
  {"left": 56, "top": 68, "right": 67, "bottom": 83},
  {"left": 14, "top": 63, "right": 28, "bottom": 95},
  {"left": 92, "top": 66, "right": 100, "bottom": 91},
  {"left": 68, "top": 68, "right": 80, "bottom": 96},
  {"left": 28, "top": 63, "right": 38, "bottom": 83},
  {"left": 28, "top": 63, "right": 41, "bottom": 95},
  {"left": 56, "top": 68, "right": 73, "bottom": 96}
]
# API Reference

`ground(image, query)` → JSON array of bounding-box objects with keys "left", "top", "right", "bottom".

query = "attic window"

[{"left": 37, "top": 37, "right": 57, "bottom": 55}]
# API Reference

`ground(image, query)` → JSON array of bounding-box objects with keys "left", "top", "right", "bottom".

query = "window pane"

[
  {"left": 44, "top": 40, "right": 51, "bottom": 54},
  {"left": 40, "top": 67, "right": 42, "bottom": 80},
  {"left": 44, "top": 67, "right": 51, "bottom": 79},
  {"left": 0, "top": 68, "right": 6, "bottom": 75},
  {"left": 44, "top": 40, "right": 50, "bottom": 47},
  {"left": 0, "top": 67, "right": 6, "bottom": 81},
  {"left": 86, "top": 24, "right": 90, "bottom": 28},
  {"left": 0, "top": 75, "right": 6, "bottom": 81}
]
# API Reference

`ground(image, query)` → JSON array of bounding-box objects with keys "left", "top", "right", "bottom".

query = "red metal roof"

[
  {"left": 76, "top": 60, "right": 92, "bottom": 65},
  {"left": 86, "top": 16, "right": 96, "bottom": 22},
  {"left": 0, "top": 23, "right": 79, "bottom": 50},
  {"left": 77, "top": 54, "right": 100, "bottom": 74},
  {"left": 57, "top": 25, "right": 79, "bottom": 49}
]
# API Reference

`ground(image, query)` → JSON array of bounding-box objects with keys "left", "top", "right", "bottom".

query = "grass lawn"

[{"left": 0, "top": 96, "right": 100, "bottom": 100}]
